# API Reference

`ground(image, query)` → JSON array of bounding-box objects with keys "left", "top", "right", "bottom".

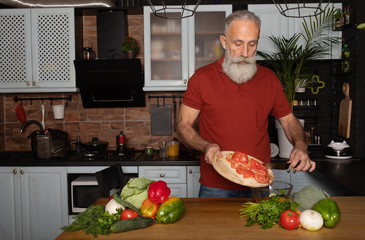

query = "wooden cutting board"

[
  {"left": 211, "top": 151, "right": 273, "bottom": 187},
  {"left": 338, "top": 83, "right": 352, "bottom": 138}
]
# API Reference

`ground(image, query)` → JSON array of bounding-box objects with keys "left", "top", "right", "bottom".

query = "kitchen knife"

[{"left": 264, "top": 162, "right": 289, "bottom": 170}]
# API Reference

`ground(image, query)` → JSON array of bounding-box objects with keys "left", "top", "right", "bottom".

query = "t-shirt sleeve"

[
  {"left": 182, "top": 72, "right": 203, "bottom": 111},
  {"left": 270, "top": 75, "right": 292, "bottom": 119}
]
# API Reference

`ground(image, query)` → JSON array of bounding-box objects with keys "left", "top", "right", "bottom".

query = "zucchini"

[{"left": 110, "top": 217, "right": 154, "bottom": 233}]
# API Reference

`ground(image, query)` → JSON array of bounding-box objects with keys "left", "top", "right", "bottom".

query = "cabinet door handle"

[
  {"left": 159, "top": 173, "right": 165, "bottom": 177},
  {"left": 32, "top": 81, "right": 36, "bottom": 86},
  {"left": 20, "top": 170, "right": 25, "bottom": 174},
  {"left": 189, "top": 169, "right": 192, "bottom": 174},
  {"left": 26, "top": 81, "right": 30, "bottom": 86},
  {"left": 183, "top": 79, "right": 187, "bottom": 84},
  {"left": 13, "top": 169, "right": 17, "bottom": 174}
]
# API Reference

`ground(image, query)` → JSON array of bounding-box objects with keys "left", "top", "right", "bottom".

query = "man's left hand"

[{"left": 288, "top": 142, "right": 316, "bottom": 172}]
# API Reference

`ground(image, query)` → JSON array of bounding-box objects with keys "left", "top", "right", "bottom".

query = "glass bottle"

[{"left": 341, "top": 44, "right": 351, "bottom": 73}]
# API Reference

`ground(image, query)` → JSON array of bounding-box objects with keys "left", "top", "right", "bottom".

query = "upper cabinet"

[
  {"left": 143, "top": 5, "right": 232, "bottom": 91},
  {"left": 0, "top": 8, "right": 76, "bottom": 93},
  {"left": 248, "top": 3, "right": 342, "bottom": 60}
]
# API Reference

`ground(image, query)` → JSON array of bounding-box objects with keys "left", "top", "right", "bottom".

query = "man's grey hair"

[{"left": 224, "top": 10, "right": 261, "bottom": 35}]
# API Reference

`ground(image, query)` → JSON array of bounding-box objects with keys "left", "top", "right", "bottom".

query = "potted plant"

[
  {"left": 258, "top": 7, "right": 340, "bottom": 158},
  {"left": 122, "top": 36, "right": 140, "bottom": 58},
  {"left": 259, "top": 7, "right": 340, "bottom": 107}
]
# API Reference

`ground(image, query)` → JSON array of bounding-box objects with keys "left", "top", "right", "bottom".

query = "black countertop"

[{"left": 1, "top": 149, "right": 364, "bottom": 196}]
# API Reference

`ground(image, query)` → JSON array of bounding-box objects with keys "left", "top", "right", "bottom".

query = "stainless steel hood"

[{"left": 0, "top": 0, "right": 115, "bottom": 8}]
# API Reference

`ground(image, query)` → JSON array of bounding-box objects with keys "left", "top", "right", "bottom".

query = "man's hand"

[
  {"left": 204, "top": 143, "right": 222, "bottom": 164},
  {"left": 288, "top": 142, "right": 316, "bottom": 172}
]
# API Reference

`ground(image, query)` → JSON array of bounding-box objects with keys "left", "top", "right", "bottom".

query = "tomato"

[
  {"left": 249, "top": 159, "right": 265, "bottom": 170},
  {"left": 231, "top": 151, "right": 248, "bottom": 164},
  {"left": 252, "top": 169, "right": 269, "bottom": 183},
  {"left": 120, "top": 209, "right": 139, "bottom": 220},
  {"left": 236, "top": 164, "right": 255, "bottom": 178},
  {"left": 280, "top": 210, "right": 300, "bottom": 230}
]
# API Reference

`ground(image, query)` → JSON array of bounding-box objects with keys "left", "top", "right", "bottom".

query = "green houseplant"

[{"left": 258, "top": 7, "right": 340, "bottom": 107}]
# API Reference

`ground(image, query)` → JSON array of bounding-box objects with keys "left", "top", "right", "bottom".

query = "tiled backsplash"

[{"left": 1, "top": 92, "right": 182, "bottom": 152}]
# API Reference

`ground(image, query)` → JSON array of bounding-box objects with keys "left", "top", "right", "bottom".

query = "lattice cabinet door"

[
  {"left": 31, "top": 8, "right": 75, "bottom": 90},
  {"left": 0, "top": 9, "right": 33, "bottom": 89},
  {"left": 0, "top": 8, "right": 76, "bottom": 93}
]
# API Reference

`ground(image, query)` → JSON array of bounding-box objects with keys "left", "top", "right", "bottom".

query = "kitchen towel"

[{"left": 151, "top": 104, "right": 172, "bottom": 136}]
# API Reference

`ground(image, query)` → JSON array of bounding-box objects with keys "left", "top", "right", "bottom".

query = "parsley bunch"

[
  {"left": 239, "top": 196, "right": 299, "bottom": 229},
  {"left": 62, "top": 205, "right": 122, "bottom": 237}
]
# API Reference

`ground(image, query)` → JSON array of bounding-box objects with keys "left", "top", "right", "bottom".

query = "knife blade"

[{"left": 264, "top": 162, "right": 289, "bottom": 170}]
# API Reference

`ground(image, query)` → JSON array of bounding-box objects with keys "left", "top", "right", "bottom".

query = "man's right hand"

[{"left": 204, "top": 143, "right": 222, "bottom": 164}]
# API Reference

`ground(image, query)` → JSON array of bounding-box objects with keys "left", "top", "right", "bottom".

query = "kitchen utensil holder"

[{"left": 13, "top": 95, "right": 72, "bottom": 106}]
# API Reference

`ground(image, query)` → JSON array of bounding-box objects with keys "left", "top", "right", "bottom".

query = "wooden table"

[{"left": 56, "top": 197, "right": 365, "bottom": 240}]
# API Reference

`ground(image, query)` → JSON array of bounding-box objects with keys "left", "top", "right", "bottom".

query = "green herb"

[
  {"left": 62, "top": 205, "right": 122, "bottom": 238},
  {"left": 239, "top": 196, "right": 299, "bottom": 229}
]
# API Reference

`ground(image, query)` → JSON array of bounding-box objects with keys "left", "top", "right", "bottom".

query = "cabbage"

[
  {"left": 292, "top": 185, "right": 329, "bottom": 211},
  {"left": 120, "top": 177, "right": 154, "bottom": 209}
]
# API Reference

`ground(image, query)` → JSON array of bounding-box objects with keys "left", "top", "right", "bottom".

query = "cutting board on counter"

[
  {"left": 151, "top": 104, "right": 172, "bottom": 136},
  {"left": 338, "top": 82, "right": 352, "bottom": 138}
]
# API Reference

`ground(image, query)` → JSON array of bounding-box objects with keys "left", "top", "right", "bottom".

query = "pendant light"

[
  {"left": 146, "top": 0, "right": 202, "bottom": 19},
  {"left": 272, "top": 0, "right": 332, "bottom": 18}
]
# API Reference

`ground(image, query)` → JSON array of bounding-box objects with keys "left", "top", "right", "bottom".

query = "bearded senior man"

[{"left": 177, "top": 10, "right": 316, "bottom": 198}]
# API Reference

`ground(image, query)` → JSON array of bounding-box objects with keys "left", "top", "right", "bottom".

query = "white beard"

[{"left": 222, "top": 51, "right": 257, "bottom": 84}]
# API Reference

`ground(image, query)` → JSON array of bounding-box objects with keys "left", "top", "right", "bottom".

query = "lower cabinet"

[
  {"left": 138, "top": 166, "right": 200, "bottom": 198},
  {"left": 0, "top": 166, "right": 68, "bottom": 240},
  {"left": 272, "top": 169, "right": 340, "bottom": 195}
]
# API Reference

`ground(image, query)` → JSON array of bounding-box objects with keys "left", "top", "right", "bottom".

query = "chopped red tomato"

[
  {"left": 231, "top": 151, "right": 248, "bottom": 164},
  {"left": 252, "top": 169, "right": 269, "bottom": 183},
  {"left": 236, "top": 164, "right": 255, "bottom": 178},
  {"left": 249, "top": 159, "right": 265, "bottom": 170}
]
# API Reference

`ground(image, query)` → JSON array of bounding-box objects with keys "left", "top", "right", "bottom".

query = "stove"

[{"left": 79, "top": 148, "right": 142, "bottom": 161}]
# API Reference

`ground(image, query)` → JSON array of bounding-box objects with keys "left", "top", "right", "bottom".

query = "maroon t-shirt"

[{"left": 183, "top": 56, "right": 292, "bottom": 190}]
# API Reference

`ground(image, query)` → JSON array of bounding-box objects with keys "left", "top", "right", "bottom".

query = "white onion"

[
  {"left": 300, "top": 210, "right": 324, "bottom": 231},
  {"left": 105, "top": 199, "right": 125, "bottom": 214}
]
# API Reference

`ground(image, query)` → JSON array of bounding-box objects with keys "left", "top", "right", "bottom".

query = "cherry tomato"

[
  {"left": 120, "top": 209, "right": 139, "bottom": 220},
  {"left": 280, "top": 210, "right": 300, "bottom": 230}
]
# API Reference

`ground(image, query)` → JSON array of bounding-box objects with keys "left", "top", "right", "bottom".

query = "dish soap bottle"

[{"left": 341, "top": 44, "right": 351, "bottom": 73}]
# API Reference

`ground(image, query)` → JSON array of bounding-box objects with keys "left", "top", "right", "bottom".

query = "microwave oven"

[{"left": 70, "top": 175, "right": 102, "bottom": 214}]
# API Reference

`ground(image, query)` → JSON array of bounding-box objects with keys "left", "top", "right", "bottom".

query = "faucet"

[{"left": 20, "top": 120, "right": 44, "bottom": 133}]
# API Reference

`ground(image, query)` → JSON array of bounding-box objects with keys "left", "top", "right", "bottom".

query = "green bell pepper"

[
  {"left": 312, "top": 198, "right": 340, "bottom": 228},
  {"left": 156, "top": 196, "right": 185, "bottom": 224}
]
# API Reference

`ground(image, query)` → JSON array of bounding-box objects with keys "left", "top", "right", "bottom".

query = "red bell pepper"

[
  {"left": 148, "top": 180, "right": 171, "bottom": 204},
  {"left": 140, "top": 198, "right": 160, "bottom": 219}
]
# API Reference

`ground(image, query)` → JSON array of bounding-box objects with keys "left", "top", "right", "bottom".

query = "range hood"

[
  {"left": 74, "top": 59, "right": 146, "bottom": 108},
  {"left": 0, "top": 0, "right": 115, "bottom": 8}
]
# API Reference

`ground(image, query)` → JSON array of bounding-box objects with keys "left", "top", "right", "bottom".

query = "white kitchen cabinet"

[
  {"left": 0, "top": 8, "right": 76, "bottom": 93},
  {"left": 248, "top": 3, "right": 342, "bottom": 60},
  {"left": 139, "top": 166, "right": 187, "bottom": 198},
  {"left": 139, "top": 165, "right": 201, "bottom": 198},
  {"left": 143, "top": 5, "right": 232, "bottom": 91},
  {"left": 0, "top": 166, "right": 68, "bottom": 240},
  {"left": 187, "top": 166, "right": 200, "bottom": 198}
]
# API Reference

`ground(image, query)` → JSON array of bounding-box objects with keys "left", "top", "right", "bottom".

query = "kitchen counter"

[
  {"left": 0, "top": 150, "right": 201, "bottom": 166},
  {"left": 55, "top": 196, "right": 365, "bottom": 240},
  {"left": 1, "top": 150, "right": 364, "bottom": 196}
]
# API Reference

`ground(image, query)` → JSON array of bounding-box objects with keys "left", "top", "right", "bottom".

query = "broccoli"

[{"left": 292, "top": 185, "right": 329, "bottom": 211}]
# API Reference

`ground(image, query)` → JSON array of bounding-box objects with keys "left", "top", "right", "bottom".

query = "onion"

[
  {"left": 105, "top": 199, "right": 125, "bottom": 214},
  {"left": 300, "top": 210, "right": 324, "bottom": 231}
]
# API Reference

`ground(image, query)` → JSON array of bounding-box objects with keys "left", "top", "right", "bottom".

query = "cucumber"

[{"left": 110, "top": 217, "right": 154, "bottom": 233}]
